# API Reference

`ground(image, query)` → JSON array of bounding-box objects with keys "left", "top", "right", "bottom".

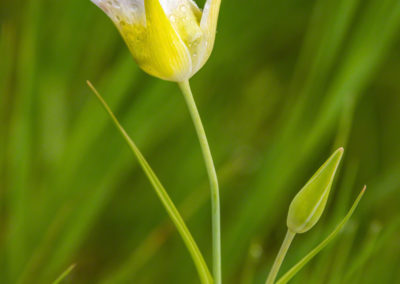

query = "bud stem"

[
  {"left": 266, "top": 230, "right": 296, "bottom": 284},
  {"left": 178, "top": 80, "right": 222, "bottom": 284}
]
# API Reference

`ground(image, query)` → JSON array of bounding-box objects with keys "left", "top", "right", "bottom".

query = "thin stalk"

[
  {"left": 87, "top": 81, "right": 213, "bottom": 284},
  {"left": 266, "top": 230, "right": 296, "bottom": 284},
  {"left": 178, "top": 80, "right": 221, "bottom": 284},
  {"left": 52, "top": 264, "right": 76, "bottom": 284}
]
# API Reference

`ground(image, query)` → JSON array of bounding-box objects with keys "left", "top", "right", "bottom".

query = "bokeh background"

[{"left": 1, "top": 0, "right": 400, "bottom": 283}]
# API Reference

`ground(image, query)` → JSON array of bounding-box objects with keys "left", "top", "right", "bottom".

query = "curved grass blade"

[
  {"left": 276, "top": 186, "right": 366, "bottom": 284},
  {"left": 86, "top": 81, "right": 213, "bottom": 284},
  {"left": 52, "top": 264, "right": 76, "bottom": 284},
  {"left": 101, "top": 158, "right": 243, "bottom": 284}
]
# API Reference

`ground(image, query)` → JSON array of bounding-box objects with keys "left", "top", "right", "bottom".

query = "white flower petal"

[
  {"left": 158, "top": 0, "right": 200, "bottom": 15},
  {"left": 91, "top": 0, "right": 145, "bottom": 25},
  {"left": 192, "top": 0, "right": 220, "bottom": 73}
]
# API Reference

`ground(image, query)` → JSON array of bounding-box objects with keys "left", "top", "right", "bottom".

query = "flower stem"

[
  {"left": 87, "top": 81, "right": 213, "bottom": 284},
  {"left": 178, "top": 80, "right": 221, "bottom": 284},
  {"left": 266, "top": 230, "right": 296, "bottom": 284}
]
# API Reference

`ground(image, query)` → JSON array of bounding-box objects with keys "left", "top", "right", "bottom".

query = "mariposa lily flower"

[{"left": 91, "top": 0, "right": 221, "bottom": 82}]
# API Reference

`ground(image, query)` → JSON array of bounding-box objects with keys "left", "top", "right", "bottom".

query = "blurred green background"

[{"left": 1, "top": 0, "right": 400, "bottom": 283}]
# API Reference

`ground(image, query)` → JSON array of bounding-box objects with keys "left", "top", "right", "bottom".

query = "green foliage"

[{"left": 1, "top": 0, "right": 400, "bottom": 283}]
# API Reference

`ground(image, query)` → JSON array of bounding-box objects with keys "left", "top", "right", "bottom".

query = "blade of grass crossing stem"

[
  {"left": 52, "top": 264, "right": 76, "bottom": 284},
  {"left": 276, "top": 187, "right": 366, "bottom": 284},
  {"left": 102, "top": 158, "right": 243, "bottom": 284},
  {"left": 86, "top": 81, "right": 212, "bottom": 284}
]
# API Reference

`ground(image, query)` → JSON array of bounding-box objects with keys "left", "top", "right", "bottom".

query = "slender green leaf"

[
  {"left": 86, "top": 81, "right": 212, "bottom": 284},
  {"left": 52, "top": 264, "right": 76, "bottom": 284}
]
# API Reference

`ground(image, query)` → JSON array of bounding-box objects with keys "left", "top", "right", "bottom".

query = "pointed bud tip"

[
  {"left": 333, "top": 147, "right": 344, "bottom": 158},
  {"left": 330, "top": 147, "right": 344, "bottom": 170}
]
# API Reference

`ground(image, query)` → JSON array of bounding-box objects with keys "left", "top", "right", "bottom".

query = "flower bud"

[
  {"left": 92, "top": 0, "right": 221, "bottom": 82},
  {"left": 287, "top": 148, "right": 344, "bottom": 234}
]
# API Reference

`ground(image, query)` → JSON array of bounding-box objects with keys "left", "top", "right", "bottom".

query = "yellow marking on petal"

[
  {"left": 116, "top": 0, "right": 192, "bottom": 81},
  {"left": 167, "top": 2, "right": 203, "bottom": 73},
  {"left": 142, "top": 0, "right": 192, "bottom": 81}
]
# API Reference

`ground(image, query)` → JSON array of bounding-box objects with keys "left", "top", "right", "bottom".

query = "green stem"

[
  {"left": 87, "top": 81, "right": 213, "bottom": 284},
  {"left": 178, "top": 80, "right": 221, "bottom": 284},
  {"left": 52, "top": 264, "right": 76, "bottom": 284},
  {"left": 266, "top": 230, "right": 296, "bottom": 284}
]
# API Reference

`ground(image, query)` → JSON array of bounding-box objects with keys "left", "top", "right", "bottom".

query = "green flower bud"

[{"left": 287, "top": 148, "right": 344, "bottom": 234}]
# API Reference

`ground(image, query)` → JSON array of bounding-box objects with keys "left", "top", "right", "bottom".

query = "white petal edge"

[{"left": 91, "top": 0, "right": 146, "bottom": 25}]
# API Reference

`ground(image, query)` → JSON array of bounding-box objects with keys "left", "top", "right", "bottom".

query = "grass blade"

[
  {"left": 86, "top": 81, "right": 213, "bottom": 284},
  {"left": 52, "top": 264, "right": 76, "bottom": 284}
]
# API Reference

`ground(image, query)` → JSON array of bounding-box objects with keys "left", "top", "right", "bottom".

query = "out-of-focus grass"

[{"left": 1, "top": 0, "right": 400, "bottom": 283}]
